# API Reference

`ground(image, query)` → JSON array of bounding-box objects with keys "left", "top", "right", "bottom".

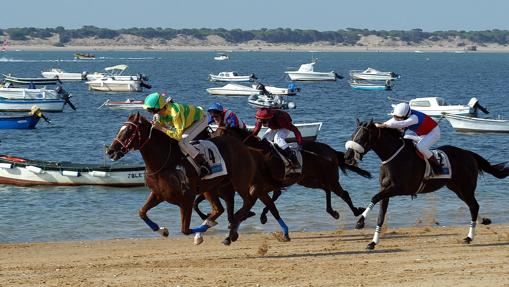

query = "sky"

[{"left": 3, "top": 0, "right": 509, "bottom": 32}]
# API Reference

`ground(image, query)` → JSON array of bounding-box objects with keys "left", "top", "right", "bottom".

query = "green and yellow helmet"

[{"left": 143, "top": 92, "right": 166, "bottom": 110}]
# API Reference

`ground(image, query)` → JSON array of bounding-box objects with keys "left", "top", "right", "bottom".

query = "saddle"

[
  {"left": 188, "top": 140, "right": 228, "bottom": 179},
  {"left": 270, "top": 142, "right": 303, "bottom": 176}
]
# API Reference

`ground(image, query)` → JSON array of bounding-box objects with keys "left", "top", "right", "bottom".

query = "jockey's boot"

[
  {"left": 283, "top": 147, "right": 300, "bottom": 169},
  {"left": 194, "top": 154, "right": 211, "bottom": 177},
  {"left": 427, "top": 155, "right": 442, "bottom": 175}
]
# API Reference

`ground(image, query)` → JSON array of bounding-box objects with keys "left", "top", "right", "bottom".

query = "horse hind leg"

[
  {"left": 260, "top": 189, "right": 282, "bottom": 224},
  {"left": 257, "top": 190, "right": 290, "bottom": 242},
  {"left": 139, "top": 191, "right": 167, "bottom": 237},
  {"left": 448, "top": 183, "right": 480, "bottom": 244}
]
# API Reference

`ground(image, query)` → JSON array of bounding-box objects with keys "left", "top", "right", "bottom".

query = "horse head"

[
  {"left": 106, "top": 112, "right": 153, "bottom": 161},
  {"left": 344, "top": 119, "right": 380, "bottom": 165}
]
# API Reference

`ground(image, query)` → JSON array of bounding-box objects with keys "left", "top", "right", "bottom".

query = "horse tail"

[
  {"left": 469, "top": 151, "right": 509, "bottom": 179},
  {"left": 336, "top": 151, "right": 372, "bottom": 178}
]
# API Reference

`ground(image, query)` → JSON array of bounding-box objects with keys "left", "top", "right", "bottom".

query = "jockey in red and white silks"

[{"left": 377, "top": 103, "right": 440, "bottom": 160}]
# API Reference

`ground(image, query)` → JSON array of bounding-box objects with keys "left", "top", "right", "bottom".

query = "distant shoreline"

[{"left": 5, "top": 44, "right": 509, "bottom": 53}]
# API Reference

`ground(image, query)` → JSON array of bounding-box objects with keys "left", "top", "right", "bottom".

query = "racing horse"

[
  {"left": 195, "top": 126, "right": 372, "bottom": 226},
  {"left": 106, "top": 113, "right": 287, "bottom": 245},
  {"left": 344, "top": 120, "right": 509, "bottom": 250}
]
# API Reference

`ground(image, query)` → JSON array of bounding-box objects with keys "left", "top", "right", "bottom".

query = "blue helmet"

[{"left": 207, "top": 102, "right": 223, "bottom": 112}]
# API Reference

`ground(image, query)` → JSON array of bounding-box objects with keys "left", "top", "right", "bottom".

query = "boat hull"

[
  {"left": 87, "top": 80, "right": 142, "bottom": 92},
  {"left": 101, "top": 99, "right": 144, "bottom": 110},
  {"left": 350, "top": 84, "right": 391, "bottom": 91},
  {"left": 0, "top": 155, "right": 145, "bottom": 187},
  {"left": 444, "top": 114, "right": 509, "bottom": 133},
  {"left": 41, "top": 71, "right": 85, "bottom": 81},
  {"left": 3, "top": 74, "right": 59, "bottom": 85},
  {"left": 0, "top": 98, "right": 65, "bottom": 112},
  {"left": 0, "top": 115, "right": 40, "bottom": 129},
  {"left": 285, "top": 72, "right": 337, "bottom": 81},
  {"left": 209, "top": 75, "right": 254, "bottom": 82},
  {"left": 0, "top": 88, "right": 60, "bottom": 100}
]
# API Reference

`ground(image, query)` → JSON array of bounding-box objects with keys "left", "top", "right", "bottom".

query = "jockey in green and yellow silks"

[{"left": 143, "top": 92, "right": 211, "bottom": 176}]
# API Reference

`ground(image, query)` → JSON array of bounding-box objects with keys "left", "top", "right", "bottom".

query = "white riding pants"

[
  {"left": 263, "top": 128, "right": 290, "bottom": 150},
  {"left": 178, "top": 115, "right": 208, "bottom": 159},
  {"left": 416, "top": 126, "right": 440, "bottom": 159}
]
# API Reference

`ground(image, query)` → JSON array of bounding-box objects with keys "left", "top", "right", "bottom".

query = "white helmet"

[{"left": 391, "top": 102, "right": 411, "bottom": 118}]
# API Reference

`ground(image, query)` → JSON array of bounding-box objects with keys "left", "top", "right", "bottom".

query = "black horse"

[{"left": 344, "top": 120, "right": 509, "bottom": 250}]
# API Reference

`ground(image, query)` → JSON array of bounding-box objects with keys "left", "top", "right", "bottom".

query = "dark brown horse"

[
  {"left": 195, "top": 126, "right": 372, "bottom": 226},
  {"left": 344, "top": 120, "right": 509, "bottom": 250},
  {"left": 106, "top": 113, "right": 286, "bottom": 245}
]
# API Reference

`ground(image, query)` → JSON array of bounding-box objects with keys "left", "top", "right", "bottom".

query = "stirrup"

[{"left": 199, "top": 165, "right": 211, "bottom": 177}]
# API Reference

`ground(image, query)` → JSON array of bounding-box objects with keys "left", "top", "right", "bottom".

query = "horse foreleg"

[
  {"left": 139, "top": 191, "right": 167, "bottom": 237},
  {"left": 260, "top": 188, "right": 282, "bottom": 224},
  {"left": 356, "top": 190, "right": 388, "bottom": 229},
  {"left": 229, "top": 195, "right": 258, "bottom": 243},
  {"left": 193, "top": 193, "right": 210, "bottom": 220},
  {"left": 324, "top": 190, "right": 340, "bottom": 220},
  {"left": 331, "top": 183, "right": 365, "bottom": 217},
  {"left": 258, "top": 191, "right": 290, "bottom": 242},
  {"left": 367, "top": 198, "right": 390, "bottom": 250},
  {"left": 193, "top": 190, "right": 223, "bottom": 245}
]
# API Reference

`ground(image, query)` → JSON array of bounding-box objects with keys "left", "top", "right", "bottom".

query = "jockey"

[
  {"left": 143, "top": 92, "right": 211, "bottom": 176},
  {"left": 376, "top": 102, "right": 442, "bottom": 173},
  {"left": 207, "top": 102, "right": 246, "bottom": 129},
  {"left": 252, "top": 108, "right": 303, "bottom": 168}
]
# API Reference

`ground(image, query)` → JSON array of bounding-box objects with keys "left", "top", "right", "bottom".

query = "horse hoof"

[
  {"left": 246, "top": 211, "right": 256, "bottom": 219},
  {"left": 272, "top": 231, "right": 290, "bottom": 242},
  {"left": 229, "top": 231, "right": 239, "bottom": 242},
  {"left": 366, "top": 242, "right": 376, "bottom": 250},
  {"left": 260, "top": 214, "right": 268, "bottom": 225},
  {"left": 354, "top": 208, "right": 366, "bottom": 217},
  {"left": 355, "top": 221, "right": 365, "bottom": 230},
  {"left": 194, "top": 235, "right": 204, "bottom": 245},
  {"left": 463, "top": 237, "right": 473, "bottom": 244},
  {"left": 157, "top": 227, "right": 169, "bottom": 237},
  {"left": 222, "top": 237, "right": 231, "bottom": 246},
  {"left": 481, "top": 218, "right": 491, "bottom": 225},
  {"left": 330, "top": 210, "right": 340, "bottom": 220}
]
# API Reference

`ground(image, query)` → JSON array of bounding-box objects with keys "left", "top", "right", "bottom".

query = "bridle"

[
  {"left": 345, "top": 124, "right": 380, "bottom": 158},
  {"left": 113, "top": 121, "right": 152, "bottom": 154}
]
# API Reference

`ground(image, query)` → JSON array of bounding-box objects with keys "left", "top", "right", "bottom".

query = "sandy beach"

[{"left": 1, "top": 224, "right": 508, "bottom": 286}]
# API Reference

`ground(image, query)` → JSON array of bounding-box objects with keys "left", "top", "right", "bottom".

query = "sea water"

[{"left": 0, "top": 51, "right": 507, "bottom": 243}]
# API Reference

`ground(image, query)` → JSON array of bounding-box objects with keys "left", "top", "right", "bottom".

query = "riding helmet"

[
  {"left": 391, "top": 102, "right": 411, "bottom": 118},
  {"left": 143, "top": 92, "right": 166, "bottom": 110},
  {"left": 207, "top": 102, "right": 224, "bottom": 112}
]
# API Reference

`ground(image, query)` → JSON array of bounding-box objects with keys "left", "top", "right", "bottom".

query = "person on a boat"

[
  {"left": 252, "top": 108, "right": 303, "bottom": 168},
  {"left": 207, "top": 102, "right": 246, "bottom": 130},
  {"left": 375, "top": 102, "right": 442, "bottom": 174},
  {"left": 143, "top": 92, "right": 211, "bottom": 176}
]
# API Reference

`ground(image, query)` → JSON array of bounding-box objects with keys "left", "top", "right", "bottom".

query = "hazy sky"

[{"left": 3, "top": 0, "right": 508, "bottom": 31}]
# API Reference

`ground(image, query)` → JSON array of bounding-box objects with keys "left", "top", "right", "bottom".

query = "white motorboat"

[
  {"left": 350, "top": 68, "right": 400, "bottom": 81},
  {"left": 209, "top": 71, "right": 257, "bottom": 82},
  {"left": 0, "top": 87, "right": 61, "bottom": 100},
  {"left": 41, "top": 68, "right": 87, "bottom": 81},
  {"left": 214, "top": 53, "right": 229, "bottom": 61},
  {"left": 350, "top": 79, "right": 393, "bottom": 91},
  {"left": 444, "top": 114, "right": 509, "bottom": 133},
  {"left": 247, "top": 94, "right": 296, "bottom": 110},
  {"left": 390, "top": 97, "right": 489, "bottom": 117},
  {"left": 211, "top": 122, "right": 322, "bottom": 142},
  {"left": 86, "top": 65, "right": 151, "bottom": 92},
  {"left": 0, "top": 98, "right": 66, "bottom": 112},
  {"left": 99, "top": 99, "right": 144, "bottom": 110},
  {"left": 285, "top": 62, "right": 341, "bottom": 81},
  {"left": 206, "top": 83, "right": 261, "bottom": 96}
]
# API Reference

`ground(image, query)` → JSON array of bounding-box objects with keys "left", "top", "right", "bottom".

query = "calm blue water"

[{"left": 0, "top": 51, "right": 507, "bottom": 243}]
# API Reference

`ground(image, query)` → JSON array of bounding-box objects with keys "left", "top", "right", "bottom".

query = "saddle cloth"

[
  {"left": 423, "top": 149, "right": 452, "bottom": 180},
  {"left": 271, "top": 142, "right": 303, "bottom": 176},
  {"left": 191, "top": 140, "right": 228, "bottom": 180}
]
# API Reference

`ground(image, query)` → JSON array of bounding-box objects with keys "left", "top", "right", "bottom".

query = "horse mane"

[
  {"left": 361, "top": 120, "right": 404, "bottom": 140},
  {"left": 128, "top": 113, "right": 179, "bottom": 145}
]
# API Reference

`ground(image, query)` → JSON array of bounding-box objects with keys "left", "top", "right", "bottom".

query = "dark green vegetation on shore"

[{"left": 2, "top": 26, "right": 509, "bottom": 47}]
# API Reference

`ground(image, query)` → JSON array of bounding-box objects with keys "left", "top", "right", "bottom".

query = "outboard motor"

[
  {"left": 467, "top": 97, "right": 489, "bottom": 116},
  {"left": 255, "top": 83, "right": 269, "bottom": 95},
  {"left": 251, "top": 73, "right": 258, "bottom": 80},
  {"left": 81, "top": 71, "right": 88, "bottom": 80},
  {"left": 55, "top": 86, "right": 76, "bottom": 110},
  {"left": 390, "top": 72, "right": 400, "bottom": 79},
  {"left": 137, "top": 73, "right": 149, "bottom": 81},
  {"left": 334, "top": 72, "right": 344, "bottom": 79},
  {"left": 140, "top": 80, "right": 152, "bottom": 89}
]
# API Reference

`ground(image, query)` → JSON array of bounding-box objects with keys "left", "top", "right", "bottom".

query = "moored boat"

[
  {"left": 41, "top": 68, "right": 87, "bottom": 81},
  {"left": 285, "top": 62, "right": 341, "bottom": 81},
  {"left": 214, "top": 53, "right": 229, "bottom": 61},
  {"left": 74, "top": 53, "right": 95, "bottom": 60},
  {"left": 3, "top": 74, "right": 61, "bottom": 85},
  {"left": 0, "top": 154, "right": 145, "bottom": 187},
  {"left": 206, "top": 83, "right": 261, "bottom": 96},
  {"left": 0, "top": 87, "right": 61, "bottom": 100},
  {"left": 0, "top": 114, "right": 40, "bottom": 129},
  {"left": 443, "top": 114, "right": 509, "bottom": 133},
  {"left": 209, "top": 71, "right": 257, "bottom": 82},
  {"left": 210, "top": 122, "right": 322, "bottom": 142},
  {"left": 247, "top": 94, "right": 296, "bottom": 110},
  {"left": 350, "top": 79, "right": 393, "bottom": 91},
  {"left": 100, "top": 99, "right": 144, "bottom": 110},
  {"left": 390, "top": 97, "right": 488, "bottom": 117},
  {"left": 0, "top": 98, "right": 66, "bottom": 112},
  {"left": 350, "top": 68, "right": 400, "bottom": 81}
]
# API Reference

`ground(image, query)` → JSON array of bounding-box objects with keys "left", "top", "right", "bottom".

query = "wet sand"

[{"left": 1, "top": 224, "right": 508, "bottom": 286}]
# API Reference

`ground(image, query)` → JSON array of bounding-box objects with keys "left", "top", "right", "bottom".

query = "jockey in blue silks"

[{"left": 207, "top": 102, "right": 246, "bottom": 129}]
